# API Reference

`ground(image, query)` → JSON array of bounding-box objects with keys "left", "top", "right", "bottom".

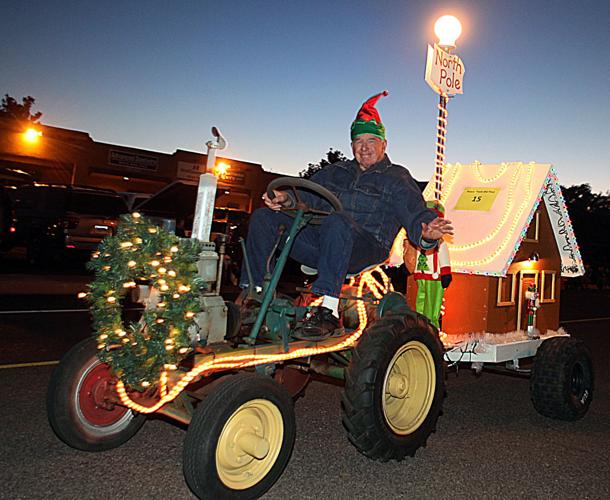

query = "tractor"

[{"left": 47, "top": 176, "right": 593, "bottom": 499}]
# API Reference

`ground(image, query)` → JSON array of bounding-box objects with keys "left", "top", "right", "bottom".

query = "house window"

[
  {"left": 541, "top": 271, "right": 556, "bottom": 303},
  {"left": 497, "top": 273, "right": 516, "bottom": 306},
  {"left": 524, "top": 211, "right": 539, "bottom": 242}
]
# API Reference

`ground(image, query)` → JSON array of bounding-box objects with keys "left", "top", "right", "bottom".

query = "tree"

[
  {"left": 562, "top": 183, "right": 610, "bottom": 270},
  {"left": 299, "top": 148, "right": 347, "bottom": 179},
  {"left": 0, "top": 94, "right": 42, "bottom": 123}
]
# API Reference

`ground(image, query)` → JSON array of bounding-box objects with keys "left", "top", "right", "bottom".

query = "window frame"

[
  {"left": 540, "top": 270, "right": 557, "bottom": 303},
  {"left": 496, "top": 272, "right": 517, "bottom": 306}
]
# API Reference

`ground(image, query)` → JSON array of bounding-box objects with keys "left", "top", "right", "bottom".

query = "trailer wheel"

[
  {"left": 47, "top": 338, "right": 146, "bottom": 451},
  {"left": 183, "top": 373, "right": 295, "bottom": 499},
  {"left": 530, "top": 336, "right": 593, "bottom": 421},
  {"left": 342, "top": 313, "right": 445, "bottom": 460}
]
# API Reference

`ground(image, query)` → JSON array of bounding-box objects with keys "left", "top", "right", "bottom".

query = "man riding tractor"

[{"left": 240, "top": 91, "right": 454, "bottom": 337}]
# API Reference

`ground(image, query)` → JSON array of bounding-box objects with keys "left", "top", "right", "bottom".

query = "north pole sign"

[{"left": 425, "top": 44, "right": 465, "bottom": 95}]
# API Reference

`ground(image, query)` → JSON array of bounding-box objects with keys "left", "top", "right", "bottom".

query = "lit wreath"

[{"left": 85, "top": 213, "right": 204, "bottom": 390}]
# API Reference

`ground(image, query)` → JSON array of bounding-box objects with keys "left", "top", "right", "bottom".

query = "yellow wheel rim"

[
  {"left": 216, "top": 399, "right": 284, "bottom": 490},
  {"left": 382, "top": 340, "right": 436, "bottom": 435}
]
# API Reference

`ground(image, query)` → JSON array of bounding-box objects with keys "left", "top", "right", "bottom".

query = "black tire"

[
  {"left": 47, "top": 338, "right": 146, "bottom": 451},
  {"left": 530, "top": 336, "right": 594, "bottom": 421},
  {"left": 342, "top": 313, "right": 445, "bottom": 461},
  {"left": 183, "top": 373, "right": 296, "bottom": 499}
]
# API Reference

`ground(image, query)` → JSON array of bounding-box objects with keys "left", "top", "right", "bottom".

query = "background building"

[{"left": 0, "top": 118, "right": 279, "bottom": 214}]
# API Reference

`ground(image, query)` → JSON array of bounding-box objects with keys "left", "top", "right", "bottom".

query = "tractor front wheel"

[
  {"left": 183, "top": 373, "right": 296, "bottom": 499},
  {"left": 342, "top": 313, "right": 445, "bottom": 460},
  {"left": 47, "top": 338, "right": 146, "bottom": 451}
]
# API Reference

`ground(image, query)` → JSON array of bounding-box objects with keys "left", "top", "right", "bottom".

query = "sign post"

[{"left": 425, "top": 16, "right": 465, "bottom": 201}]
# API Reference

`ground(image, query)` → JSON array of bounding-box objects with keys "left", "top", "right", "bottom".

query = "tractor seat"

[{"left": 301, "top": 261, "right": 385, "bottom": 279}]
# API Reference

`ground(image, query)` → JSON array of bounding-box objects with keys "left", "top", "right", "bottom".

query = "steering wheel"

[{"left": 266, "top": 176, "right": 343, "bottom": 224}]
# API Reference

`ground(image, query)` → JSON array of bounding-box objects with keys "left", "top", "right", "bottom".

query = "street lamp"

[
  {"left": 214, "top": 161, "right": 231, "bottom": 178},
  {"left": 434, "top": 15, "right": 462, "bottom": 50},
  {"left": 23, "top": 127, "right": 42, "bottom": 143},
  {"left": 424, "top": 15, "right": 465, "bottom": 201}
]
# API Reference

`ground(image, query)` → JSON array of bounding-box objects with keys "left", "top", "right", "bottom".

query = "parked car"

[
  {"left": 0, "top": 166, "right": 34, "bottom": 250},
  {"left": 7, "top": 184, "right": 128, "bottom": 264}
]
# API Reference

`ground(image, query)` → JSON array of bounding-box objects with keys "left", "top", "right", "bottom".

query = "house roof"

[{"left": 419, "top": 162, "right": 584, "bottom": 277}]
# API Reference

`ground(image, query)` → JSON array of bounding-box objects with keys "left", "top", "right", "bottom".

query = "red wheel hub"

[{"left": 78, "top": 363, "right": 129, "bottom": 426}]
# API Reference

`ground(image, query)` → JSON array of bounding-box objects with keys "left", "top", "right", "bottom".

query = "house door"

[{"left": 517, "top": 272, "right": 538, "bottom": 331}]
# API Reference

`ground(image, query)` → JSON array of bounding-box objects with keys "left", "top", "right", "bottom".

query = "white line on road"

[
  {"left": 0, "top": 360, "right": 60, "bottom": 370},
  {"left": 561, "top": 317, "right": 610, "bottom": 324},
  {"left": 0, "top": 308, "right": 88, "bottom": 314},
  {"left": 0, "top": 307, "right": 143, "bottom": 315}
]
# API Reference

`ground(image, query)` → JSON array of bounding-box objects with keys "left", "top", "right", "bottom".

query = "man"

[{"left": 241, "top": 91, "right": 453, "bottom": 338}]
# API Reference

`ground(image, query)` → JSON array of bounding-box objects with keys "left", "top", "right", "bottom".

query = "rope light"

[
  {"left": 433, "top": 94, "right": 449, "bottom": 201},
  {"left": 116, "top": 266, "right": 393, "bottom": 413},
  {"left": 473, "top": 161, "right": 510, "bottom": 183},
  {"left": 450, "top": 164, "right": 534, "bottom": 267}
]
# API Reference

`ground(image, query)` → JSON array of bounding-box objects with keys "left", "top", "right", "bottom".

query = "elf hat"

[
  {"left": 426, "top": 200, "right": 445, "bottom": 217},
  {"left": 350, "top": 90, "right": 389, "bottom": 141}
]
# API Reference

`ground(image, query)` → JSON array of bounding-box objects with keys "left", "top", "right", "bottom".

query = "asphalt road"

[{"left": 1, "top": 288, "right": 609, "bottom": 499}]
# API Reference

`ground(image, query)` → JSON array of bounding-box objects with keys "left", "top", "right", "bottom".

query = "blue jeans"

[{"left": 240, "top": 208, "right": 388, "bottom": 297}]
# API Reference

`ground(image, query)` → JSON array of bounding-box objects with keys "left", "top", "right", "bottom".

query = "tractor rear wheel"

[
  {"left": 47, "top": 338, "right": 146, "bottom": 451},
  {"left": 342, "top": 313, "right": 445, "bottom": 460},
  {"left": 183, "top": 373, "right": 296, "bottom": 499},
  {"left": 530, "top": 336, "right": 593, "bottom": 420}
]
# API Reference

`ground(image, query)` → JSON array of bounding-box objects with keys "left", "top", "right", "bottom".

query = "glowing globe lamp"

[{"left": 434, "top": 15, "right": 462, "bottom": 49}]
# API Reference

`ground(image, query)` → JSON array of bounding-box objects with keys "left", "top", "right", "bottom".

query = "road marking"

[
  {"left": 0, "top": 360, "right": 60, "bottom": 369},
  {"left": 0, "top": 308, "right": 88, "bottom": 314},
  {"left": 561, "top": 317, "right": 610, "bottom": 324},
  {"left": 0, "top": 307, "right": 143, "bottom": 315}
]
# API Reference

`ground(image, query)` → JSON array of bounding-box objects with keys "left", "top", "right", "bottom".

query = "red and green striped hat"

[{"left": 350, "top": 90, "right": 389, "bottom": 141}]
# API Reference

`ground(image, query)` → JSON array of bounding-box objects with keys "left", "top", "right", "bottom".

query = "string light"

[
  {"left": 433, "top": 93, "right": 449, "bottom": 201},
  {"left": 450, "top": 164, "right": 534, "bottom": 267},
  {"left": 116, "top": 266, "right": 393, "bottom": 413}
]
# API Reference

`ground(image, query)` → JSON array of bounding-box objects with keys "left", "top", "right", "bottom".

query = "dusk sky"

[{"left": 2, "top": 0, "right": 608, "bottom": 192}]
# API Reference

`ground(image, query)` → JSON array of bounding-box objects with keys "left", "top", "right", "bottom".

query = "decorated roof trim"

[{"left": 542, "top": 167, "right": 585, "bottom": 277}]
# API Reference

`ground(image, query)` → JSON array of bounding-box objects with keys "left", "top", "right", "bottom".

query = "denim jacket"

[{"left": 295, "top": 155, "right": 437, "bottom": 253}]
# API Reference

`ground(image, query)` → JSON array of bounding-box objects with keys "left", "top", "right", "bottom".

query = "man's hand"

[
  {"left": 421, "top": 217, "right": 454, "bottom": 241},
  {"left": 263, "top": 190, "right": 290, "bottom": 211}
]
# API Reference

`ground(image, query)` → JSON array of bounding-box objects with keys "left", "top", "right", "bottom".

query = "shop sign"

[
  {"left": 177, "top": 161, "right": 205, "bottom": 182},
  {"left": 108, "top": 150, "right": 159, "bottom": 171},
  {"left": 218, "top": 172, "right": 245, "bottom": 185}
]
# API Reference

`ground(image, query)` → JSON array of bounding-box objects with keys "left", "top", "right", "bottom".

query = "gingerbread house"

[{"left": 404, "top": 162, "right": 584, "bottom": 336}]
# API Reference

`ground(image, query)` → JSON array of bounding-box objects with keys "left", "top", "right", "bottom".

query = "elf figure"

[
  {"left": 525, "top": 284, "right": 540, "bottom": 337},
  {"left": 414, "top": 201, "right": 452, "bottom": 328}
]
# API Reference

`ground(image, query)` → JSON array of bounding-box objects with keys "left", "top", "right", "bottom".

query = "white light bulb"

[{"left": 434, "top": 15, "right": 462, "bottom": 48}]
